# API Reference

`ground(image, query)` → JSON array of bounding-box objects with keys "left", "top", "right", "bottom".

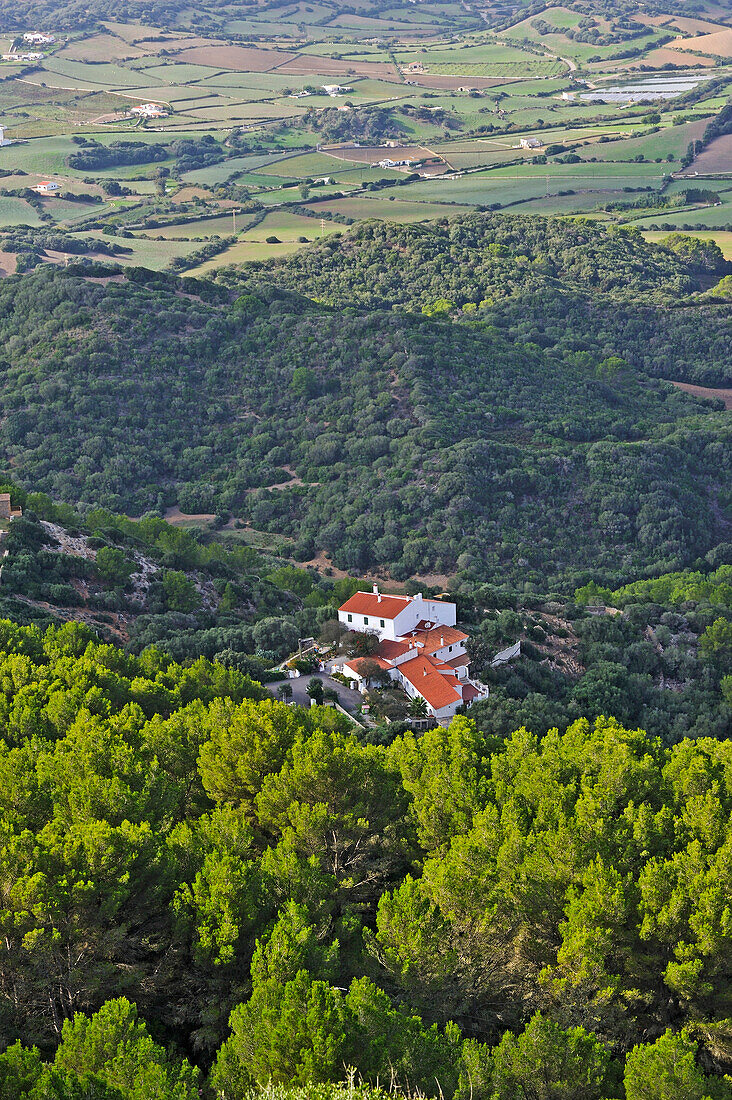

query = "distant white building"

[
  {"left": 322, "top": 84, "right": 352, "bottom": 96},
  {"left": 130, "top": 102, "right": 167, "bottom": 118},
  {"left": 378, "top": 157, "right": 415, "bottom": 169},
  {"left": 520, "top": 137, "right": 542, "bottom": 149},
  {"left": 23, "top": 32, "right": 55, "bottom": 45},
  {"left": 33, "top": 180, "right": 61, "bottom": 195},
  {"left": 0, "top": 126, "right": 11, "bottom": 146}
]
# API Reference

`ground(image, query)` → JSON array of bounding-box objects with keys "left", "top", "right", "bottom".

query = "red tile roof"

[
  {"left": 340, "top": 592, "right": 411, "bottom": 619},
  {"left": 404, "top": 625, "right": 468, "bottom": 655},
  {"left": 343, "top": 656, "right": 391, "bottom": 675},
  {"left": 397, "top": 656, "right": 462, "bottom": 711},
  {"left": 377, "top": 639, "right": 413, "bottom": 660}
]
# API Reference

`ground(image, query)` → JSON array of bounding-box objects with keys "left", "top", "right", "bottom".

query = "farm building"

[
  {"left": 130, "top": 103, "right": 167, "bottom": 118},
  {"left": 23, "top": 32, "right": 55, "bottom": 45},
  {"left": 520, "top": 137, "right": 542, "bottom": 149},
  {"left": 322, "top": 85, "right": 352, "bottom": 96},
  {"left": 0, "top": 494, "right": 22, "bottom": 520},
  {"left": 33, "top": 180, "right": 61, "bottom": 194},
  {"left": 337, "top": 586, "right": 488, "bottom": 723}
]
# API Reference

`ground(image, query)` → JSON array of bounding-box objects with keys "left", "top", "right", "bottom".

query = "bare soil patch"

[
  {"left": 165, "top": 506, "right": 215, "bottom": 525},
  {"left": 668, "top": 16, "right": 730, "bottom": 33},
  {"left": 681, "top": 133, "right": 732, "bottom": 174},
  {"left": 405, "top": 74, "right": 506, "bottom": 89},
  {"left": 41, "top": 250, "right": 124, "bottom": 271},
  {"left": 614, "top": 46, "right": 716, "bottom": 68},
  {"left": 669, "top": 381, "right": 732, "bottom": 409},
  {"left": 669, "top": 28, "right": 732, "bottom": 57},
  {"left": 275, "top": 55, "right": 400, "bottom": 79},
  {"left": 174, "top": 185, "right": 213, "bottom": 201},
  {"left": 59, "top": 34, "right": 150, "bottom": 62},
  {"left": 0, "top": 251, "right": 17, "bottom": 276}
]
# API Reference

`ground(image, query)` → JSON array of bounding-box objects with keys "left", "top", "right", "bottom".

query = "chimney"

[
  {"left": 440, "top": 636, "right": 445, "bottom": 646},
  {"left": 372, "top": 584, "right": 379, "bottom": 595}
]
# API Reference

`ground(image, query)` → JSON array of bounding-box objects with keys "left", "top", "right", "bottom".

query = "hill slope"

[
  {"left": 227, "top": 214, "right": 732, "bottom": 386},
  {"left": 0, "top": 215, "right": 729, "bottom": 588}
]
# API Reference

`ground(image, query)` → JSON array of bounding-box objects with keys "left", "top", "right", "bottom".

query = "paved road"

[{"left": 278, "top": 671, "right": 364, "bottom": 717}]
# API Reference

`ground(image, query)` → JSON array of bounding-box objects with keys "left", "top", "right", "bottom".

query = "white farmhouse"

[
  {"left": 337, "top": 585, "right": 487, "bottom": 724},
  {"left": 32, "top": 180, "right": 61, "bottom": 194},
  {"left": 130, "top": 102, "right": 167, "bottom": 118},
  {"left": 338, "top": 585, "right": 456, "bottom": 641}
]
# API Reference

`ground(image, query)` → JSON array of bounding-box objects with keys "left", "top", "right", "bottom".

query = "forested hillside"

[
  {"left": 0, "top": 621, "right": 729, "bottom": 1098},
  {"left": 232, "top": 215, "right": 732, "bottom": 385},
  {"left": 0, "top": 214, "right": 730, "bottom": 590}
]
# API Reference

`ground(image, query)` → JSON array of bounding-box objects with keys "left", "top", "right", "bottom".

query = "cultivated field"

[{"left": 0, "top": 1, "right": 728, "bottom": 273}]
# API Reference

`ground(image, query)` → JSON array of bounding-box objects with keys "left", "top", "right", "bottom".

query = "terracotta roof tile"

[
  {"left": 404, "top": 625, "right": 468, "bottom": 655},
  {"left": 340, "top": 592, "right": 411, "bottom": 619},
  {"left": 444, "top": 653, "right": 470, "bottom": 669},
  {"left": 397, "top": 656, "right": 462, "bottom": 710},
  {"left": 377, "top": 639, "right": 413, "bottom": 660},
  {"left": 344, "top": 656, "right": 391, "bottom": 675}
]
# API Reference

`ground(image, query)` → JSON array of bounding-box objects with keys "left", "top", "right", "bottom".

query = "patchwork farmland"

[{"left": 0, "top": 0, "right": 728, "bottom": 275}]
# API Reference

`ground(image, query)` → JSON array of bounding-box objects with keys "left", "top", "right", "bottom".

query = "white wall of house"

[
  {"left": 422, "top": 638, "right": 466, "bottom": 664},
  {"left": 338, "top": 608, "right": 399, "bottom": 640},
  {"left": 392, "top": 594, "right": 456, "bottom": 636}
]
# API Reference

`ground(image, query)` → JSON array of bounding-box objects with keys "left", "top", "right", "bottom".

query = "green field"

[
  {"left": 306, "top": 196, "right": 463, "bottom": 221},
  {"left": 42, "top": 58, "right": 159, "bottom": 88},
  {"left": 134, "top": 212, "right": 251, "bottom": 238},
  {"left": 244, "top": 209, "right": 343, "bottom": 239},
  {"left": 0, "top": 137, "right": 77, "bottom": 173},
  {"left": 0, "top": 197, "right": 43, "bottom": 227},
  {"left": 631, "top": 201, "right": 732, "bottom": 229},
  {"left": 73, "top": 231, "right": 201, "bottom": 268},
  {"left": 587, "top": 120, "right": 710, "bottom": 162},
  {"left": 0, "top": 6, "right": 728, "bottom": 271}
]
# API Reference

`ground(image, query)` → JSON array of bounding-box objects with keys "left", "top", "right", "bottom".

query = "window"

[
  {"left": 364, "top": 616, "right": 369, "bottom": 625},
  {"left": 449, "top": 645, "right": 453, "bottom": 652},
  {"left": 380, "top": 619, "right": 385, "bottom": 628},
  {"left": 347, "top": 614, "right": 352, "bottom": 623}
]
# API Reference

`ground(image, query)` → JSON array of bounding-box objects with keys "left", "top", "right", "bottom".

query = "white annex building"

[
  {"left": 336, "top": 585, "right": 488, "bottom": 724},
  {"left": 130, "top": 102, "right": 167, "bottom": 118}
]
